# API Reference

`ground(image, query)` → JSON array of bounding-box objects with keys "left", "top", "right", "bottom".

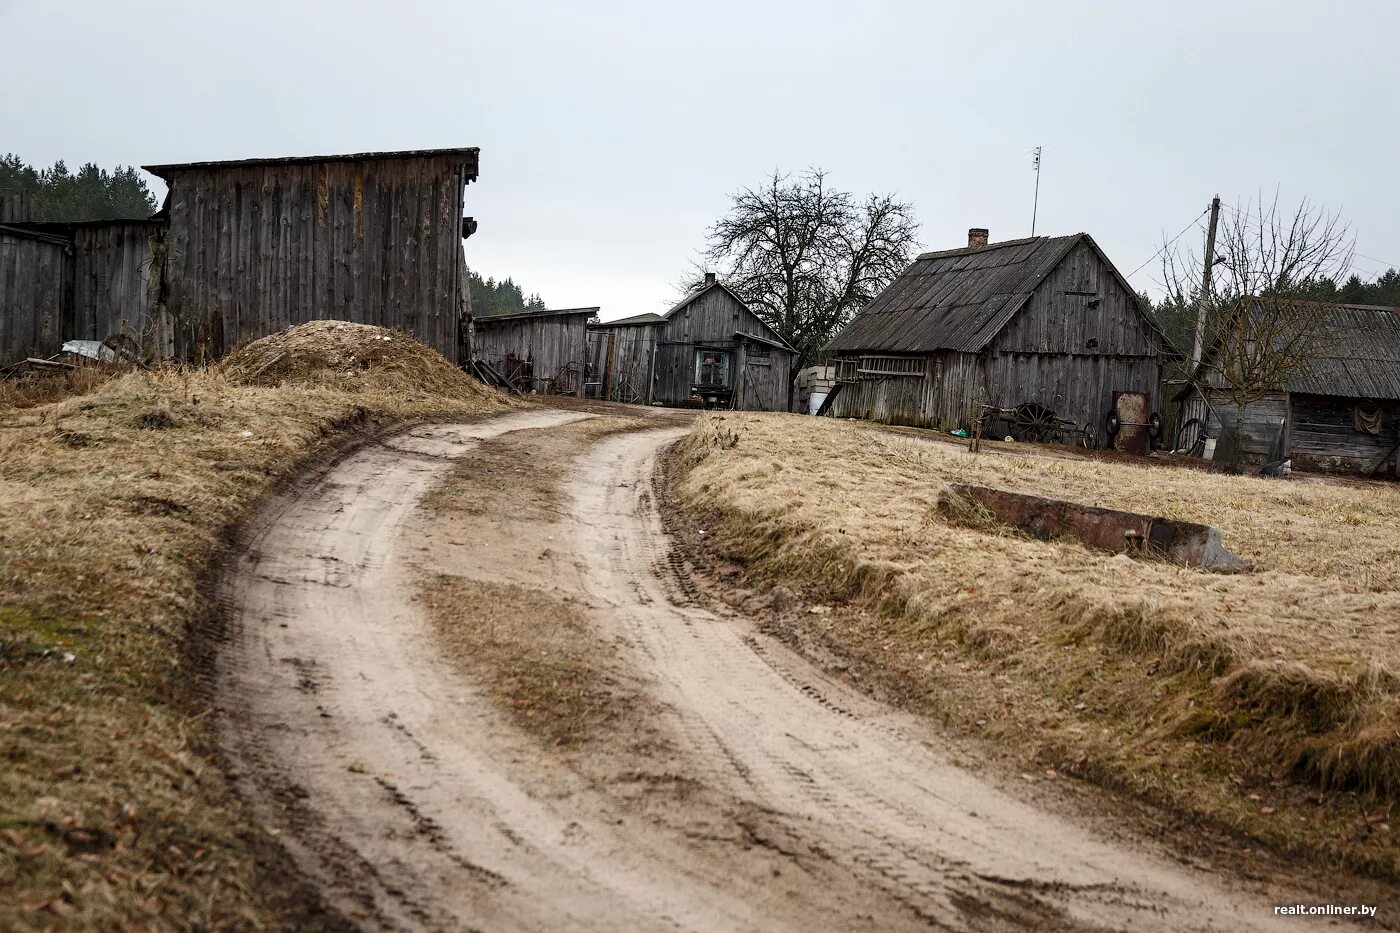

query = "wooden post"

[
  {"left": 1192, "top": 195, "right": 1221, "bottom": 366},
  {"left": 602, "top": 331, "right": 616, "bottom": 401},
  {"left": 646, "top": 335, "right": 657, "bottom": 405}
]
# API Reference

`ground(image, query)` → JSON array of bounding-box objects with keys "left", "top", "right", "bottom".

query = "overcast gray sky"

[{"left": 5, "top": 1, "right": 1398, "bottom": 320}]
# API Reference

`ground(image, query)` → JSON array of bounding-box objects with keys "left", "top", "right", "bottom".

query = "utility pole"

[
  {"left": 1031, "top": 147, "right": 1043, "bottom": 236},
  {"left": 1191, "top": 195, "right": 1221, "bottom": 366}
]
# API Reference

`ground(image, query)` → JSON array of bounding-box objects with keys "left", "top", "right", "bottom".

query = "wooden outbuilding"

[
  {"left": 472, "top": 306, "right": 596, "bottom": 395},
  {"left": 586, "top": 274, "right": 796, "bottom": 410},
  {"left": 1176, "top": 303, "right": 1400, "bottom": 475},
  {"left": 1, "top": 218, "right": 163, "bottom": 366},
  {"left": 826, "top": 229, "right": 1167, "bottom": 448},
  {"left": 143, "top": 147, "right": 478, "bottom": 362},
  {"left": 0, "top": 224, "right": 69, "bottom": 366}
]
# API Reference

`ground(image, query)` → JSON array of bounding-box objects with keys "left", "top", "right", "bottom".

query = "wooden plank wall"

[
  {"left": 830, "top": 351, "right": 982, "bottom": 428},
  {"left": 160, "top": 155, "right": 468, "bottom": 361},
  {"left": 997, "top": 241, "right": 1158, "bottom": 356},
  {"left": 0, "top": 228, "right": 68, "bottom": 366},
  {"left": 1290, "top": 393, "right": 1397, "bottom": 472},
  {"left": 474, "top": 313, "right": 590, "bottom": 393},
  {"left": 1205, "top": 390, "right": 1289, "bottom": 462},
  {"left": 830, "top": 354, "right": 941, "bottom": 427},
  {"left": 982, "top": 351, "right": 1159, "bottom": 437},
  {"left": 734, "top": 342, "right": 794, "bottom": 411},
  {"left": 70, "top": 222, "right": 165, "bottom": 354},
  {"left": 587, "top": 324, "right": 657, "bottom": 403}
]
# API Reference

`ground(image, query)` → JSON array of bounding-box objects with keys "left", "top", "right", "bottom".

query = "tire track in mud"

[
  {"left": 572, "top": 427, "right": 1283, "bottom": 932},
  {"left": 216, "top": 410, "right": 1285, "bottom": 932}
]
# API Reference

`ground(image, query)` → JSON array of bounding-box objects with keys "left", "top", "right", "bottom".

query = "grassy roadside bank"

[
  {"left": 0, "top": 323, "right": 510, "bottom": 929},
  {"left": 667, "top": 412, "right": 1400, "bottom": 882}
]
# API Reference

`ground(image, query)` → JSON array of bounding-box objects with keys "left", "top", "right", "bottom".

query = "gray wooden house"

[
  {"left": 1, "top": 218, "right": 162, "bottom": 366},
  {"left": 143, "top": 147, "right": 478, "bottom": 362},
  {"left": 1176, "top": 303, "right": 1400, "bottom": 475},
  {"left": 826, "top": 229, "right": 1166, "bottom": 446},
  {"left": 472, "top": 306, "right": 596, "bottom": 395},
  {"left": 586, "top": 274, "right": 795, "bottom": 410}
]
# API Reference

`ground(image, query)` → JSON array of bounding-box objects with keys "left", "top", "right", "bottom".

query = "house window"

[{"left": 694, "top": 349, "right": 732, "bottom": 388}]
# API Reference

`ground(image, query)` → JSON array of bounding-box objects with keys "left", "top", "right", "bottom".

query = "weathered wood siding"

[
  {"left": 70, "top": 221, "right": 164, "bottom": 353},
  {"left": 987, "top": 239, "right": 1160, "bottom": 438},
  {"left": 735, "top": 342, "right": 791, "bottom": 411},
  {"left": 982, "top": 352, "right": 1159, "bottom": 434},
  {"left": 996, "top": 241, "right": 1158, "bottom": 356},
  {"left": 474, "top": 312, "right": 590, "bottom": 394},
  {"left": 831, "top": 352, "right": 985, "bottom": 429},
  {"left": 832, "top": 355, "right": 937, "bottom": 426},
  {"left": 1289, "top": 394, "right": 1398, "bottom": 473},
  {"left": 160, "top": 155, "right": 470, "bottom": 361},
  {"left": 1204, "top": 390, "right": 1289, "bottom": 463},
  {"left": 586, "top": 323, "right": 658, "bottom": 403},
  {"left": 0, "top": 227, "right": 68, "bottom": 366}
]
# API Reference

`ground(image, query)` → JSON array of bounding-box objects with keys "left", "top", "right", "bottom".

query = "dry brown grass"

[
  {"left": 0, "top": 322, "right": 510, "bottom": 929},
  {"left": 673, "top": 413, "right": 1400, "bottom": 877}
]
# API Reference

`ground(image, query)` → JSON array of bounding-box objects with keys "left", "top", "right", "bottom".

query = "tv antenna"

[{"left": 1031, "top": 146, "right": 1043, "bottom": 236}]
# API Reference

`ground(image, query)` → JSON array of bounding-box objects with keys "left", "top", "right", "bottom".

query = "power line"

[{"left": 1127, "top": 207, "right": 1211, "bottom": 278}]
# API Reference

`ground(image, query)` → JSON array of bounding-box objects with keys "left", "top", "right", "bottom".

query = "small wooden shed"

[
  {"left": 143, "top": 147, "right": 479, "bottom": 362},
  {"left": 472, "top": 306, "right": 596, "bottom": 395},
  {"left": 1177, "top": 303, "right": 1400, "bottom": 474},
  {"left": 587, "top": 274, "right": 796, "bottom": 410},
  {"left": 827, "top": 229, "right": 1166, "bottom": 447},
  {"left": 0, "top": 224, "right": 69, "bottom": 366}
]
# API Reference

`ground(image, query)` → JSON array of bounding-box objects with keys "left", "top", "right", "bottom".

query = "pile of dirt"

[{"left": 223, "top": 320, "right": 496, "bottom": 403}]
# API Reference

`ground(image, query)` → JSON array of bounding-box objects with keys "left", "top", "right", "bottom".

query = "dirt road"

[{"left": 219, "top": 409, "right": 1286, "bottom": 931}]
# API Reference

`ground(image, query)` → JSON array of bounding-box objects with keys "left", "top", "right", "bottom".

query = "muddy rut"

[{"left": 219, "top": 409, "right": 1284, "bottom": 931}]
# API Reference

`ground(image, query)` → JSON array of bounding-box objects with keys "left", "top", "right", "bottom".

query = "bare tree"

[
  {"left": 1160, "top": 193, "right": 1353, "bottom": 462},
  {"left": 698, "top": 169, "right": 918, "bottom": 373}
]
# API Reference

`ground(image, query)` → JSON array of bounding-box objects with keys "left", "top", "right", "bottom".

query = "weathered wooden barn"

[
  {"left": 472, "top": 306, "right": 596, "bottom": 395},
  {"left": 0, "top": 218, "right": 163, "bottom": 366},
  {"left": 586, "top": 274, "right": 795, "bottom": 410},
  {"left": 143, "top": 147, "right": 478, "bottom": 362},
  {"left": 1176, "top": 303, "right": 1400, "bottom": 475},
  {"left": 826, "top": 230, "right": 1166, "bottom": 447}
]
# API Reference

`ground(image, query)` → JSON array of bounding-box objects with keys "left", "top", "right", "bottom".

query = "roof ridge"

[{"left": 915, "top": 233, "right": 1079, "bottom": 262}]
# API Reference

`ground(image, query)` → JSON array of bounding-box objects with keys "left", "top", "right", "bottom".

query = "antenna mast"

[{"left": 1031, "top": 146, "right": 1043, "bottom": 236}]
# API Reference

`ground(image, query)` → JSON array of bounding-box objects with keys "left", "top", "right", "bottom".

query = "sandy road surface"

[{"left": 219, "top": 409, "right": 1285, "bottom": 931}]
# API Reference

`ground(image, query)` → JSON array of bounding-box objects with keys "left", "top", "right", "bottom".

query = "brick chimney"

[
  {"left": 704, "top": 272, "right": 717, "bottom": 286},
  {"left": 967, "top": 228, "right": 989, "bottom": 248}
]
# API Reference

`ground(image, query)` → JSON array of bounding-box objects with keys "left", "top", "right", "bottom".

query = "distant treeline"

[
  {"left": 467, "top": 270, "right": 546, "bottom": 317},
  {"left": 1, "top": 153, "right": 158, "bottom": 221}
]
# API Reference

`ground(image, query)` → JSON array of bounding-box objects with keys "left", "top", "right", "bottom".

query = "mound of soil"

[{"left": 223, "top": 320, "right": 493, "bottom": 402}]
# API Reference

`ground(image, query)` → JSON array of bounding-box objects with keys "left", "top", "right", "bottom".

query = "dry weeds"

[
  {"left": 673, "top": 413, "right": 1400, "bottom": 878},
  {"left": 0, "top": 322, "right": 509, "bottom": 929}
]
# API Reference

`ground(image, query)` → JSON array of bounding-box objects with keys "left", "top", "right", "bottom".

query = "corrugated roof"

[
  {"left": 1288, "top": 304, "right": 1400, "bottom": 399},
  {"left": 593, "top": 312, "right": 665, "bottom": 327},
  {"left": 143, "top": 147, "right": 480, "bottom": 181},
  {"left": 474, "top": 306, "right": 598, "bottom": 324},
  {"left": 827, "top": 235, "right": 1082, "bottom": 353}
]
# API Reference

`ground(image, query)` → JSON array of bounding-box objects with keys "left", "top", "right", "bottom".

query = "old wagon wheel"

[{"left": 1011, "top": 402, "right": 1058, "bottom": 442}]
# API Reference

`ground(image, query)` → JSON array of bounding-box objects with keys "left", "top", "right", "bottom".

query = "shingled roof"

[{"left": 830, "top": 234, "right": 1109, "bottom": 354}]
